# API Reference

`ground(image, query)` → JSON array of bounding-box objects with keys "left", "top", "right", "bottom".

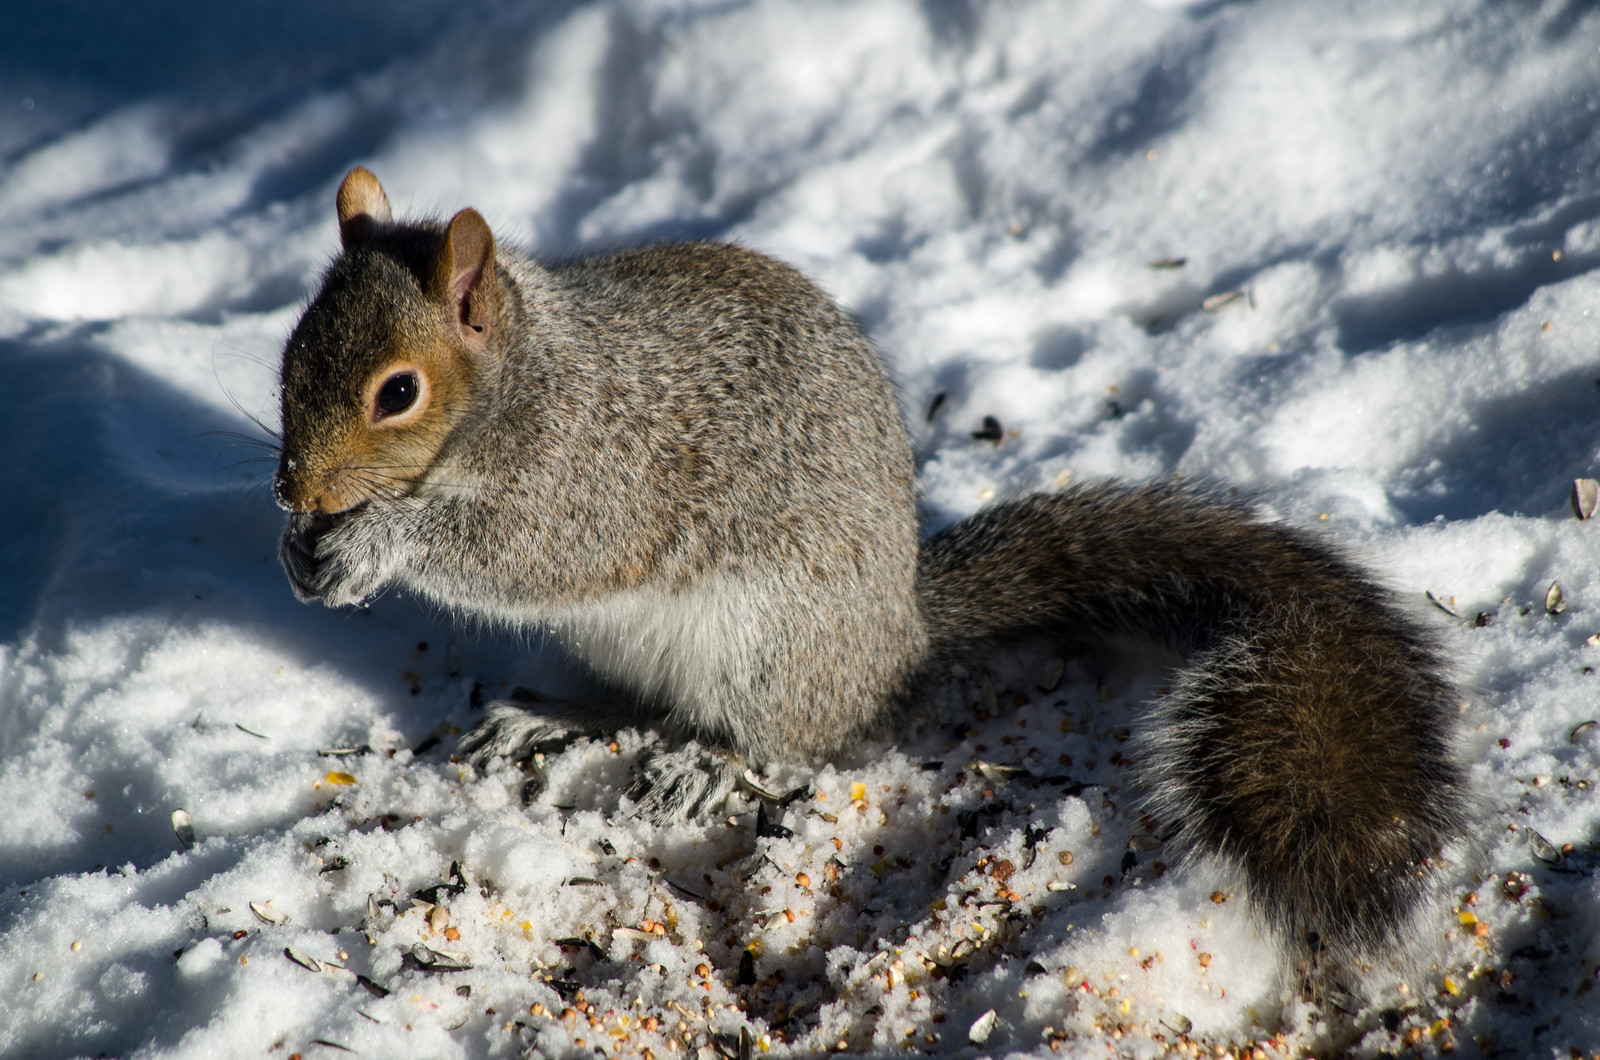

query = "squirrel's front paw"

[
  {"left": 626, "top": 745, "right": 740, "bottom": 823},
  {"left": 279, "top": 513, "right": 332, "bottom": 602},
  {"left": 279, "top": 510, "right": 390, "bottom": 606}
]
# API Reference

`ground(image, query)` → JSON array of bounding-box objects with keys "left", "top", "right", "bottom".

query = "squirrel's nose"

[{"left": 272, "top": 464, "right": 324, "bottom": 513}]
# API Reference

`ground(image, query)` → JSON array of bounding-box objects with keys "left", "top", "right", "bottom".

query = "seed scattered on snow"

[
  {"left": 1572, "top": 478, "right": 1598, "bottom": 520},
  {"left": 323, "top": 771, "right": 357, "bottom": 786},
  {"left": 1527, "top": 829, "right": 1563, "bottom": 866},
  {"left": 613, "top": 928, "right": 656, "bottom": 943},
  {"left": 249, "top": 901, "right": 288, "bottom": 925},
  {"left": 170, "top": 809, "right": 195, "bottom": 849},
  {"left": 740, "top": 770, "right": 783, "bottom": 801},
  {"left": 968, "top": 1008, "right": 997, "bottom": 1044},
  {"left": 1545, "top": 581, "right": 1567, "bottom": 615},
  {"left": 284, "top": 946, "right": 322, "bottom": 973},
  {"left": 1425, "top": 591, "right": 1460, "bottom": 618},
  {"left": 1570, "top": 720, "right": 1596, "bottom": 744},
  {"left": 1201, "top": 290, "right": 1244, "bottom": 312},
  {"left": 665, "top": 878, "right": 708, "bottom": 902},
  {"left": 410, "top": 944, "right": 471, "bottom": 971},
  {"left": 1036, "top": 657, "right": 1064, "bottom": 693}
]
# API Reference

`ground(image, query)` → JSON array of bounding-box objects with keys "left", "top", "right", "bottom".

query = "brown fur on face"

[{"left": 276, "top": 179, "right": 499, "bottom": 515}]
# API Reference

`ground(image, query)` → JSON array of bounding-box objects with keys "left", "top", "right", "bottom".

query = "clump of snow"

[{"left": 3, "top": 1, "right": 1600, "bottom": 1057}]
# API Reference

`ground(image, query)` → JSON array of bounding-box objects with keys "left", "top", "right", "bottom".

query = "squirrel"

[{"left": 275, "top": 167, "right": 1469, "bottom": 971}]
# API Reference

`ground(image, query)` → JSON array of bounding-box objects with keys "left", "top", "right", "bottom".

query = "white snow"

[{"left": 2, "top": 1, "right": 1599, "bottom": 1057}]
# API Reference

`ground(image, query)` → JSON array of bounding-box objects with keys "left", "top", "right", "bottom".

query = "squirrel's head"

[{"left": 275, "top": 167, "right": 500, "bottom": 514}]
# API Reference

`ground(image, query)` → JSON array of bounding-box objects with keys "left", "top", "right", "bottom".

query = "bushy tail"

[{"left": 916, "top": 484, "right": 1469, "bottom": 963}]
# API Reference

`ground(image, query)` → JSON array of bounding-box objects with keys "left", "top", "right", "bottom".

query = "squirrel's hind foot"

[
  {"left": 458, "top": 688, "right": 651, "bottom": 765},
  {"left": 457, "top": 695, "right": 580, "bottom": 767},
  {"left": 626, "top": 745, "right": 740, "bottom": 823}
]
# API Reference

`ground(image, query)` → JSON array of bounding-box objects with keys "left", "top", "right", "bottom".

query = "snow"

[{"left": 2, "top": 0, "right": 1599, "bottom": 1056}]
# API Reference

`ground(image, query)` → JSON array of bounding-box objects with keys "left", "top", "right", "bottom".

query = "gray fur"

[{"left": 274, "top": 173, "right": 1468, "bottom": 970}]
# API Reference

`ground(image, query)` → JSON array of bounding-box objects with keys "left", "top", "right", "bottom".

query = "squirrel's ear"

[
  {"left": 429, "top": 208, "right": 497, "bottom": 348},
  {"left": 336, "top": 167, "right": 393, "bottom": 248}
]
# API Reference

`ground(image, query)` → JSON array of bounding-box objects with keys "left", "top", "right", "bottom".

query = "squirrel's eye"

[{"left": 375, "top": 372, "right": 418, "bottom": 416}]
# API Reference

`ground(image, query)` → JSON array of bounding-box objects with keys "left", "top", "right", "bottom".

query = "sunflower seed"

[
  {"left": 969, "top": 1008, "right": 998, "bottom": 1044},
  {"left": 284, "top": 946, "right": 322, "bottom": 973},
  {"left": 1528, "top": 829, "right": 1564, "bottom": 866},
  {"left": 411, "top": 944, "right": 472, "bottom": 971},
  {"left": 1036, "top": 658, "right": 1065, "bottom": 693},
  {"left": 249, "top": 901, "right": 288, "bottom": 925},
  {"left": 740, "top": 770, "right": 783, "bottom": 802},
  {"left": 171, "top": 809, "right": 195, "bottom": 850},
  {"left": 1425, "top": 591, "right": 1460, "bottom": 618},
  {"left": 1546, "top": 581, "right": 1568, "bottom": 615},
  {"left": 1572, "top": 478, "right": 1598, "bottom": 520}
]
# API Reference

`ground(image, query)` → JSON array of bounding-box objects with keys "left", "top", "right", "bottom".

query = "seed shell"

[
  {"left": 249, "top": 901, "right": 288, "bottom": 925},
  {"left": 968, "top": 1008, "right": 998, "bottom": 1044},
  {"left": 284, "top": 946, "right": 322, "bottom": 973},
  {"left": 1572, "top": 478, "right": 1598, "bottom": 520},
  {"left": 170, "top": 809, "right": 195, "bottom": 850}
]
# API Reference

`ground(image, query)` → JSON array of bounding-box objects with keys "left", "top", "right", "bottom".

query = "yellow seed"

[
  {"left": 324, "top": 771, "right": 357, "bottom": 786},
  {"left": 850, "top": 783, "right": 867, "bottom": 801},
  {"left": 1442, "top": 978, "right": 1459, "bottom": 996},
  {"left": 1456, "top": 911, "right": 1478, "bottom": 927}
]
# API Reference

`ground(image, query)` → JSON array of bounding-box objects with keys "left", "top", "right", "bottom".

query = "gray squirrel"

[{"left": 275, "top": 167, "right": 1469, "bottom": 969}]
